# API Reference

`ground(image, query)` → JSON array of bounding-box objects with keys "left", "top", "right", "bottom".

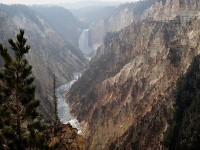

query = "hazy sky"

[{"left": 0, "top": 0, "right": 136, "bottom": 5}]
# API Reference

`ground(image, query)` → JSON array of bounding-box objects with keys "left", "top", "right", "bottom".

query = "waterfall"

[
  {"left": 79, "top": 29, "right": 92, "bottom": 56},
  {"left": 56, "top": 72, "right": 82, "bottom": 134}
]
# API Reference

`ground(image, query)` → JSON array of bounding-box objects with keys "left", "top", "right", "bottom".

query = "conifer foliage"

[
  {"left": 163, "top": 55, "right": 200, "bottom": 149},
  {"left": 53, "top": 74, "right": 59, "bottom": 127},
  {"left": 0, "top": 29, "right": 48, "bottom": 149}
]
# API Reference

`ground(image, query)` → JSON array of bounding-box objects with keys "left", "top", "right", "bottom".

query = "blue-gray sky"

[{"left": 0, "top": 0, "right": 137, "bottom": 5}]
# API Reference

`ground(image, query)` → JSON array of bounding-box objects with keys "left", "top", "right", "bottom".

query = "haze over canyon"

[{"left": 0, "top": 0, "right": 200, "bottom": 149}]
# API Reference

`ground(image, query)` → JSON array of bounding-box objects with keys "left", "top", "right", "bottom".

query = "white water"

[
  {"left": 57, "top": 72, "right": 82, "bottom": 134},
  {"left": 57, "top": 29, "right": 93, "bottom": 134},
  {"left": 79, "top": 29, "right": 93, "bottom": 55}
]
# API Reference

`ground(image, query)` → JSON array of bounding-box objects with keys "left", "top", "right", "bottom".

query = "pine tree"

[
  {"left": 0, "top": 69, "right": 16, "bottom": 149},
  {"left": 0, "top": 29, "right": 48, "bottom": 149},
  {"left": 53, "top": 74, "right": 60, "bottom": 135},
  {"left": 53, "top": 74, "right": 59, "bottom": 126}
]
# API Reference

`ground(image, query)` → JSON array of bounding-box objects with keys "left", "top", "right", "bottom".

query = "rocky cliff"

[
  {"left": 67, "top": 0, "right": 200, "bottom": 149},
  {"left": 0, "top": 4, "right": 86, "bottom": 120},
  {"left": 88, "top": 7, "right": 134, "bottom": 52},
  {"left": 85, "top": 0, "right": 157, "bottom": 55},
  {"left": 142, "top": 0, "right": 200, "bottom": 20},
  {"left": 31, "top": 6, "right": 85, "bottom": 48}
]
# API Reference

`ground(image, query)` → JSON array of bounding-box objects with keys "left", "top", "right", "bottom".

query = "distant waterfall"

[{"left": 79, "top": 29, "right": 92, "bottom": 56}]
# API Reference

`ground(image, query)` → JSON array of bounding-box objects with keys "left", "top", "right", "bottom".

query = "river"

[
  {"left": 56, "top": 28, "right": 92, "bottom": 134},
  {"left": 56, "top": 72, "right": 82, "bottom": 134}
]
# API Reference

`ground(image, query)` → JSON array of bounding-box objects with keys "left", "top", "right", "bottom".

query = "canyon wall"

[
  {"left": 88, "top": 7, "right": 135, "bottom": 52},
  {"left": 0, "top": 5, "right": 86, "bottom": 120},
  {"left": 67, "top": 0, "right": 200, "bottom": 149}
]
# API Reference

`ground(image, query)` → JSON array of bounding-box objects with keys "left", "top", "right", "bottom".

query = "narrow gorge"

[
  {"left": 0, "top": 0, "right": 200, "bottom": 149},
  {"left": 57, "top": 73, "right": 82, "bottom": 134}
]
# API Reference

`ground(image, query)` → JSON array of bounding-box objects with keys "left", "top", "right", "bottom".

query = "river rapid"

[
  {"left": 56, "top": 73, "right": 82, "bottom": 134},
  {"left": 56, "top": 28, "right": 92, "bottom": 134}
]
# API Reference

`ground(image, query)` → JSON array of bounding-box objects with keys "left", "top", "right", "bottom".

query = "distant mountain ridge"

[
  {"left": 70, "top": 6, "right": 117, "bottom": 26},
  {"left": 60, "top": 1, "right": 121, "bottom": 9}
]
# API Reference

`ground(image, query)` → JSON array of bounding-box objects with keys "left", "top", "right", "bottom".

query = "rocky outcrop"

[
  {"left": 67, "top": 0, "right": 200, "bottom": 149},
  {"left": 48, "top": 123, "right": 86, "bottom": 150},
  {"left": 142, "top": 0, "right": 200, "bottom": 21},
  {"left": 88, "top": 7, "right": 134, "bottom": 52},
  {"left": 85, "top": 0, "right": 159, "bottom": 55},
  {"left": 85, "top": 0, "right": 200, "bottom": 56}
]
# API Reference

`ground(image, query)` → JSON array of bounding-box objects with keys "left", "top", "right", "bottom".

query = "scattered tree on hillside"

[
  {"left": 53, "top": 74, "right": 60, "bottom": 134},
  {"left": 163, "top": 55, "right": 200, "bottom": 150}
]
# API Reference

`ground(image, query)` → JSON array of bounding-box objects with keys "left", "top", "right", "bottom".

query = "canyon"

[
  {"left": 67, "top": 0, "right": 200, "bottom": 149},
  {"left": 0, "top": 0, "right": 200, "bottom": 149},
  {"left": 57, "top": 72, "right": 82, "bottom": 134},
  {"left": 0, "top": 4, "right": 87, "bottom": 120}
]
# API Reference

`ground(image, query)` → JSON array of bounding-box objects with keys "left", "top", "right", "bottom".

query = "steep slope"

[
  {"left": 67, "top": 0, "right": 200, "bottom": 149},
  {"left": 48, "top": 123, "right": 86, "bottom": 150},
  {"left": 31, "top": 6, "right": 85, "bottom": 48},
  {"left": 0, "top": 4, "right": 86, "bottom": 120},
  {"left": 81, "top": 0, "right": 157, "bottom": 55},
  {"left": 70, "top": 6, "right": 116, "bottom": 26},
  {"left": 142, "top": 0, "right": 200, "bottom": 20},
  {"left": 163, "top": 55, "right": 200, "bottom": 150}
]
